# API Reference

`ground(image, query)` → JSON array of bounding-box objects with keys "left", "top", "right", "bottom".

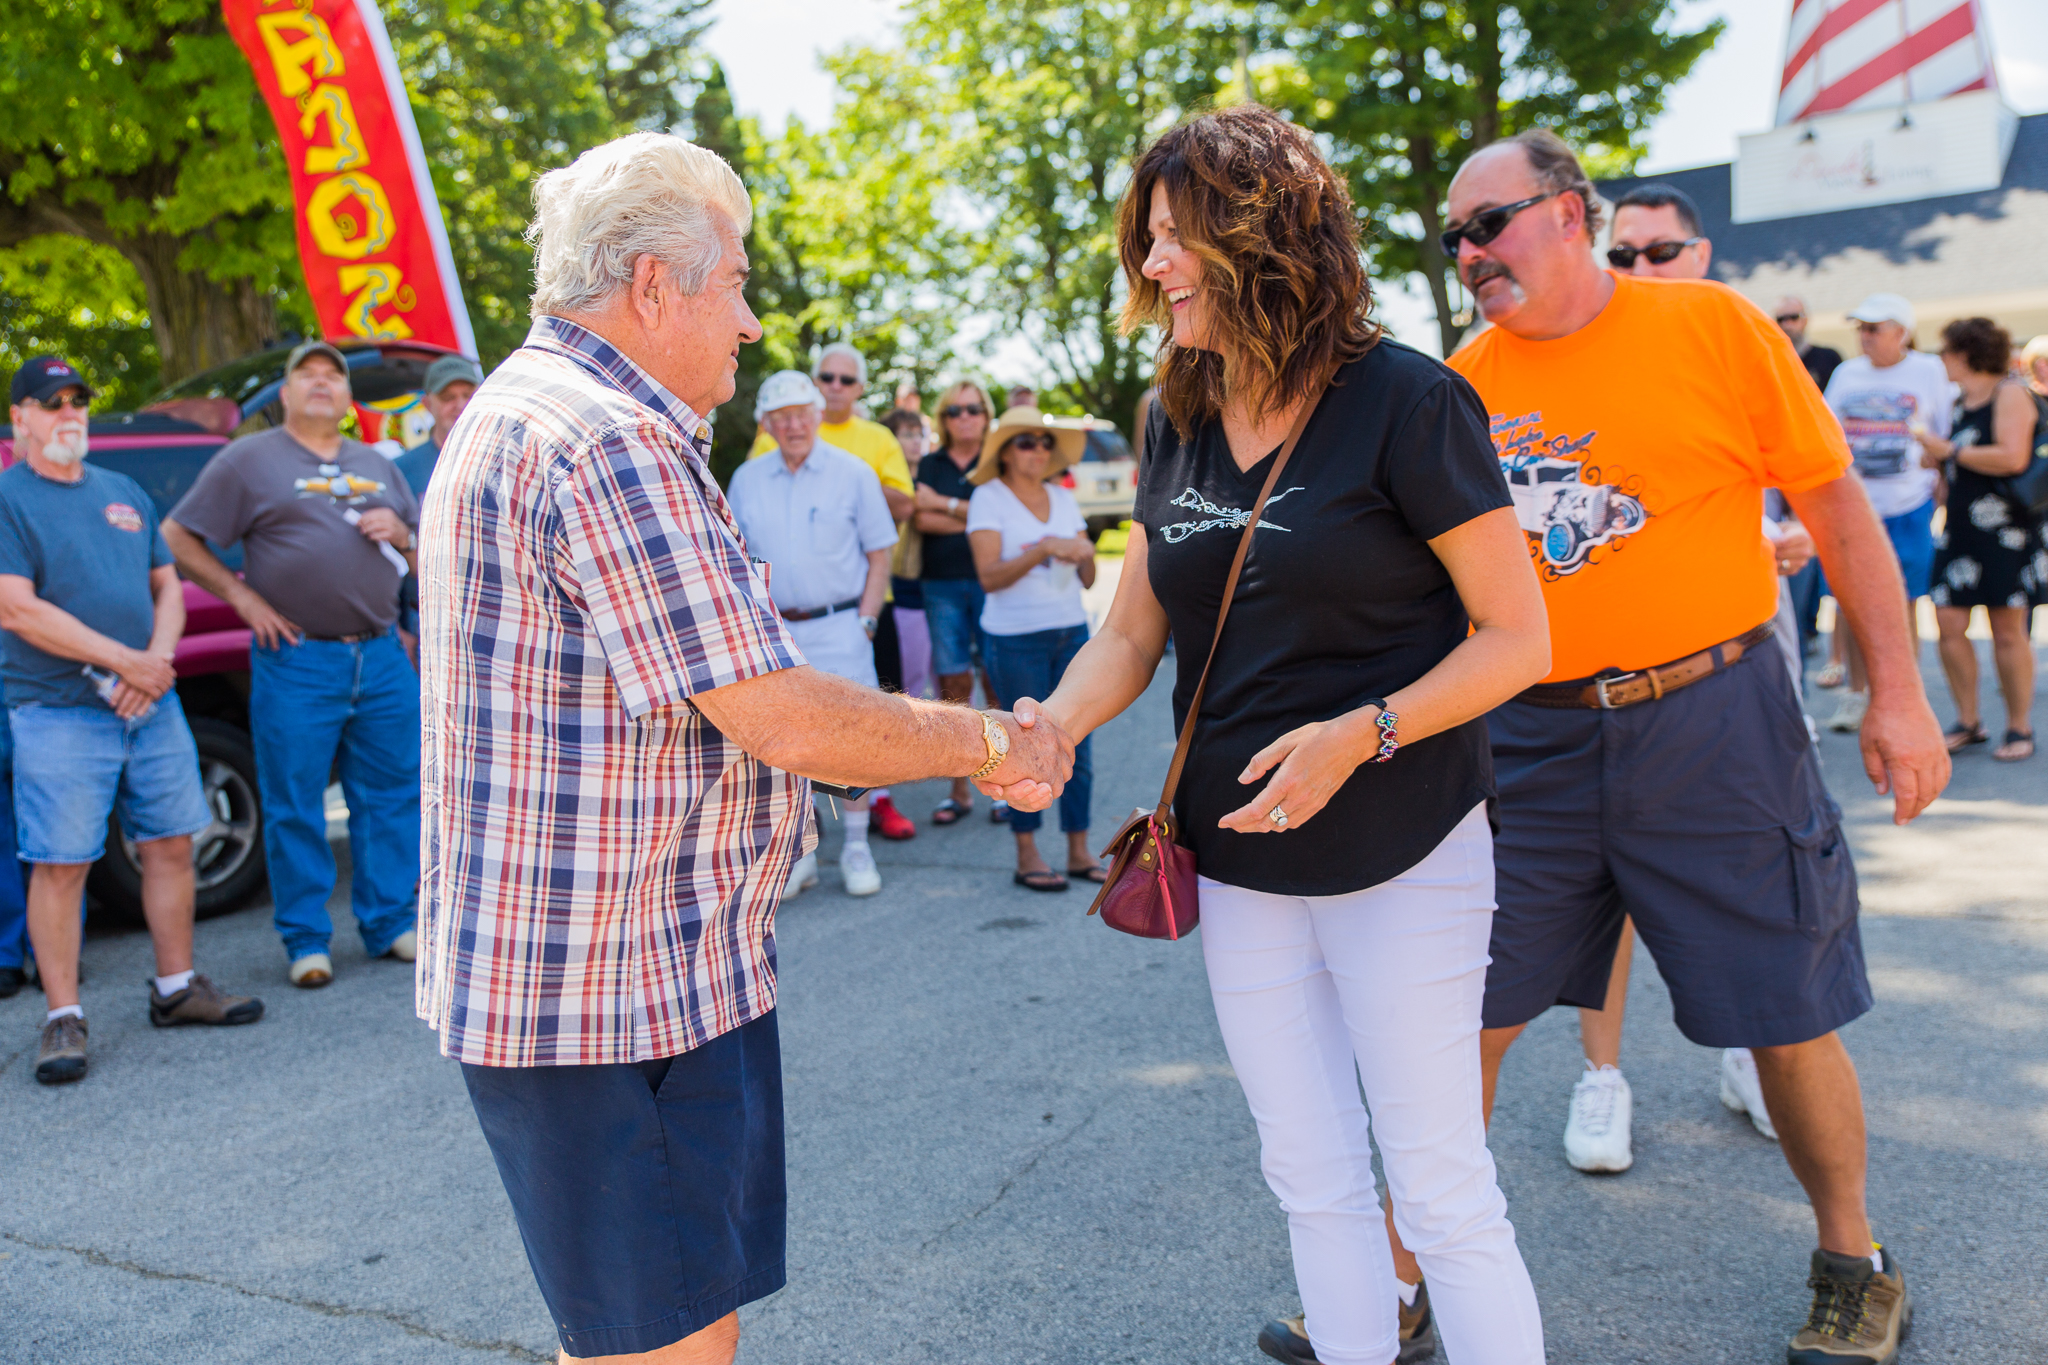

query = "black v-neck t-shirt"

[{"left": 1134, "top": 340, "right": 1511, "bottom": 896}]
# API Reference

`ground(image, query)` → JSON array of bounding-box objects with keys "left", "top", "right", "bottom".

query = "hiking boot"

[
  {"left": 1789, "top": 1246, "right": 1911, "bottom": 1365},
  {"left": 1256, "top": 1281, "right": 1437, "bottom": 1365},
  {"left": 34, "top": 1014, "right": 88, "bottom": 1085},
  {"left": 1720, "top": 1046, "right": 1779, "bottom": 1140},
  {"left": 869, "top": 795, "right": 916, "bottom": 840},
  {"left": 1563, "top": 1063, "right": 1633, "bottom": 1173},
  {"left": 149, "top": 973, "right": 264, "bottom": 1027}
]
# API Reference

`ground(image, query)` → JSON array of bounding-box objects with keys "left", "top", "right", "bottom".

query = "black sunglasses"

[
  {"left": 1606, "top": 238, "right": 1704, "bottom": 269},
  {"left": 941, "top": 403, "right": 985, "bottom": 419},
  {"left": 1006, "top": 433, "right": 1055, "bottom": 452},
  {"left": 815, "top": 372, "right": 861, "bottom": 387},
  {"left": 1439, "top": 191, "right": 1558, "bottom": 258},
  {"left": 25, "top": 393, "right": 90, "bottom": 412}
]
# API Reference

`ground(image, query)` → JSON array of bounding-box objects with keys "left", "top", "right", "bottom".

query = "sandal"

[
  {"left": 1066, "top": 864, "right": 1109, "bottom": 885},
  {"left": 1994, "top": 729, "right": 2035, "bottom": 763},
  {"left": 930, "top": 798, "right": 973, "bottom": 825},
  {"left": 1944, "top": 720, "right": 1989, "bottom": 753},
  {"left": 1013, "top": 869, "right": 1069, "bottom": 892},
  {"left": 1814, "top": 661, "right": 1846, "bottom": 689}
]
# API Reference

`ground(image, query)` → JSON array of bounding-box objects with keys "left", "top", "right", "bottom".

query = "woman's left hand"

[{"left": 1217, "top": 713, "right": 1371, "bottom": 834}]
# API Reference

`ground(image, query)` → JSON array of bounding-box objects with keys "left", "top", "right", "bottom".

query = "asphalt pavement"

[{"left": 2, "top": 630, "right": 2043, "bottom": 1364}]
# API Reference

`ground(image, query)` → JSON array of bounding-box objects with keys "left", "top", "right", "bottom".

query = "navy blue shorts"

[
  {"left": 461, "top": 1011, "right": 786, "bottom": 1358},
  {"left": 1483, "top": 644, "right": 1872, "bottom": 1049}
]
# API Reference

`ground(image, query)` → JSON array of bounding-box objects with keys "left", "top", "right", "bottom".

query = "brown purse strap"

[{"left": 1154, "top": 376, "right": 1332, "bottom": 815}]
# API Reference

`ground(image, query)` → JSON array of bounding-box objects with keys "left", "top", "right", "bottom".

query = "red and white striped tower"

[{"left": 1777, "top": 0, "right": 2000, "bottom": 125}]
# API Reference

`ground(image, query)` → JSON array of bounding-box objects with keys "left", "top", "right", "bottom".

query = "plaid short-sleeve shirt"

[{"left": 415, "top": 317, "right": 815, "bottom": 1068}]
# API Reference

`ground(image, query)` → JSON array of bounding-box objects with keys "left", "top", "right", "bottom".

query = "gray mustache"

[{"left": 1464, "top": 260, "right": 1515, "bottom": 288}]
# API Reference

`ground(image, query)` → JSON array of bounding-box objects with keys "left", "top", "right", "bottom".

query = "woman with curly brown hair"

[{"left": 1022, "top": 105, "right": 1550, "bottom": 1365}]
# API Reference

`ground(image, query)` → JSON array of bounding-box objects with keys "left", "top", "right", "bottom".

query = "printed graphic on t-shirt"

[
  {"left": 102, "top": 502, "right": 144, "bottom": 533},
  {"left": 1835, "top": 393, "right": 1919, "bottom": 480},
  {"left": 1489, "top": 411, "right": 1648, "bottom": 577},
  {"left": 1158, "top": 484, "right": 1306, "bottom": 543},
  {"left": 295, "top": 463, "right": 388, "bottom": 504}
]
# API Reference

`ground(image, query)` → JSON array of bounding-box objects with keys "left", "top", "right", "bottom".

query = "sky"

[{"left": 703, "top": 0, "right": 2048, "bottom": 357}]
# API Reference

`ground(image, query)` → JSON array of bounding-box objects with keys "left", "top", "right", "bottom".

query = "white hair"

[
  {"left": 812, "top": 341, "right": 867, "bottom": 385},
  {"left": 528, "top": 132, "right": 752, "bottom": 320}
]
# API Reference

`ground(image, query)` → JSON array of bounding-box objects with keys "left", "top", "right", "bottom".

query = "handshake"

[{"left": 972, "top": 698, "right": 1074, "bottom": 813}]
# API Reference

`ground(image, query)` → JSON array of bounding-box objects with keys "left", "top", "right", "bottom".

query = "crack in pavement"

[
  {"left": 918, "top": 1098, "right": 1107, "bottom": 1252},
  {"left": 0, "top": 1040, "right": 32, "bottom": 1079},
  {"left": 2, "top": 1232, "right": 550, "bottom": 1362}
]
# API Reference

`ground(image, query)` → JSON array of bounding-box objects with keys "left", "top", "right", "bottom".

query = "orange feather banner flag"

[{"left": 224, "top": 0, "right": 477, "bottom": 357}]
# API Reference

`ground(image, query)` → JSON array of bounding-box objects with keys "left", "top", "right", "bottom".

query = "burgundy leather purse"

[{"left": 1087, "top": 381, "right": 1328, "bottom": 939}]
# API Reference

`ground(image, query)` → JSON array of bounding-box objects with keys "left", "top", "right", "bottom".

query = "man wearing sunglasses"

[
  {"left": 1430, "top": 130, "right": 1946, "bottom": 1364},
  {"left": 1775, "top": 297, "right": 1844, "bottom": 393},
  {"left": 1606, "top": 182, "right": 1711, "bottom": 280}
]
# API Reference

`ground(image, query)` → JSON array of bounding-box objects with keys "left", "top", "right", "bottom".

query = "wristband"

[{"left": 1362, "top": 698, "right": 1399, "bottom": 763}]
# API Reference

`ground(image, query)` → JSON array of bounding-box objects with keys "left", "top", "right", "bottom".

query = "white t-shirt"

[
  {"left": 1824, "top": 352, "right": 1954, "bottom": 520},
  {"left": 966, "top": 479, "right": 1091, "bottom": 636}
]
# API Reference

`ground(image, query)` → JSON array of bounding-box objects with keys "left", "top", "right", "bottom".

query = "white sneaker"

[
  {"left": 1563, "top": 1064, "right": 1634, "bottom": 1173},
  {"left": 288, "top": 953, "right": 334, "bottom": 989},
  {"left": 784, "top": 852, "right": 819, "bottom": 898},
  {"left": 1827, "top": 690, "right": 1869, "bottom": 733},
  {"left": 839, "top": 842, "right": 882, "bottom": 897},
  {"left": 384, "top": 930, "right": 417, "bottom": 962},
  {"left": 1719, "top": 1047, "right": 1779, "bottom": 1140}
]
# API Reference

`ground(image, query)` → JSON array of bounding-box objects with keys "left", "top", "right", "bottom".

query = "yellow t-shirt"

[
  {"left": 1448, "top": 274, "right": 1851, "bottom": 682},
  {"left": 749, "top": 417, "right": 912, "bottom": 496}
]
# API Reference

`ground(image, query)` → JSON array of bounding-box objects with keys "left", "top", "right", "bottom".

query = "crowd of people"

[{"left": 2, "top": 94, "right": 2044, "bottom": 1365}]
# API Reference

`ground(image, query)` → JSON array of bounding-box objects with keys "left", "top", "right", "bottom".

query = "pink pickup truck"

[{"left": 1, "top": 338, "right": 455, "bottom": 919}]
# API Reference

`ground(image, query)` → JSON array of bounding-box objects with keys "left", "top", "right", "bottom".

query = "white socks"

[
  {"left": 47, "top": 1004, "right": 83, "bottom": 1023},
  {"left": 155, "top": 970, "right": 194, "bottom": 997},
  {"left": 842, "top": 810, "right": 871, "bottom": 847},
  {"left": 1395, "top": 1277, "right": 1420, "bottom": 1307}
]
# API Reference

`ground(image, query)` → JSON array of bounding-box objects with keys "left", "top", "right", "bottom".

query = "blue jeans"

[
  {"left": 251, "top": 632, "right": 421, "bottom": 960},
  {"left": 983, "top": 624, "right": 1092, "bottom": 836},
  {"left": 920, "top": 577, "right": 989, "bottom": 679},
  {"left": 10, "top": 696, "right": 211, "bottom": 862}
]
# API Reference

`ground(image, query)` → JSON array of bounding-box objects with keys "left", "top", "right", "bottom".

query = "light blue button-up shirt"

[{"left": 725, "top": 441, "right": 897, "bottom": 615}]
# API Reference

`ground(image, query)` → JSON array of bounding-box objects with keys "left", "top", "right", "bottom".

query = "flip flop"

[
  {"left": 930, "top": 798, "right": 973, "bottom": 825},
  {"left": 1995, "top": 729, "right": 2035, "bottom": 763},
  {"left": 1014, "top": 870, "right": 1069, "bottom": 892},
  {"left": 1066, "top": 864, "right": 1109, "bottom": 884},
  {"left": 1944, "top": 720, "right": 1989, "bottom": 752}
]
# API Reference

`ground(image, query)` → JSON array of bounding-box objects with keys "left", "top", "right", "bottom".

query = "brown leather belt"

[
  {"left": 1516, "top": 621, "right": 1777, "bottom": 710},
  {"left": 781, "top": 597, "right": 861, "bottom": 623}
]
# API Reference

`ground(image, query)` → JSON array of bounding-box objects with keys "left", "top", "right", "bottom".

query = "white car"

[
  {"left": 1065, "top": 425, "right": 1137, "bottom": 537},
  {"left": 1504, "top": 456, "right": 1647, "bottom": 573}
]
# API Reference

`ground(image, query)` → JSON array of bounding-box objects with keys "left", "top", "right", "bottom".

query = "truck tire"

[{"left": 88, "top": 717, "right": 268, "bottom": 923}]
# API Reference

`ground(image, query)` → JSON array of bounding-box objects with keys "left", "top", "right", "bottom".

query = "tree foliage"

[{"left": 1260, "top": 0, "right": 1720, "bottom": 354}]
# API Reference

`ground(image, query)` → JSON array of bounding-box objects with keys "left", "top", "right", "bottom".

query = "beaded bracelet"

[{"left": 1362, "top": 699, "right": 1400, "bottom": 763}]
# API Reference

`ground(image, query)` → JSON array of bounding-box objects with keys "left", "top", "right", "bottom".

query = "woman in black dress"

[
  {"left": 1919, "top": 317, "right": 2041, "bottom": 761},
  {"left": 1019, "top": 107, "right": 1551, "bottom": 1364}
]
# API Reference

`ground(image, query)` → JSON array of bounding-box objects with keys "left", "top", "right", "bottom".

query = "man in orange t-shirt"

[{"left": 1435, "top": 130, "right": 1947, "bottom": 1359}]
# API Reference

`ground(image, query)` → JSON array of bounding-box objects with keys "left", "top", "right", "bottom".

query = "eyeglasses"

[
  {"left": 941, "top": 403, "right": 985, "bottom": 419},
  {"left": 1438, "top": 191, "right": 1559, "bottom": 258},
  {"left": 1605, "top": 238, "right": 1704, "bottom": 268},
  {"left": 1006, "top": 434, "right": 1055, "bottom": 452},
  {"left": 815, "top": 372, "right": 860, "bottom": 387},
  {"left": 1774, "top": 313, "right": 1805, "bottom": 325},
  {"left": 26, "top": 393, "right": 90, "bottom": 412}
]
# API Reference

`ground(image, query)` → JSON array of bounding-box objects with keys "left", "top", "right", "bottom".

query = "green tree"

[
  {"left": 1262, "top": 0, "right": 1721, "bottom": 355},
  {"left": 0, "top": 235, "right": 163, "bottom": 410}
]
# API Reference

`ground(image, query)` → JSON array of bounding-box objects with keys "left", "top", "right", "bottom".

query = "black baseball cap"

[{"left": 9, "top": 355, "right": 95, "bottom": 406}]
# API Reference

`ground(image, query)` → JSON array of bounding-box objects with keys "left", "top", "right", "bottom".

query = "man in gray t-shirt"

[{"left": 162, "top": 341, "right": 424, "bottom": 987}]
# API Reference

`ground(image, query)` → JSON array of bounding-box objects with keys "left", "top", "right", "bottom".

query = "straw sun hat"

[{"left": 968, "top": 406, "right": 1101, "bottom": 485}]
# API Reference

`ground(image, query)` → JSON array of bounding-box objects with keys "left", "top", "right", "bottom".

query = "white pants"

[
  {"left": 785, "top": 610, "right": 877, "bottom": 687},
  {"left": 1199, "top": 804, "right": 1544, "bottom": 1365}
]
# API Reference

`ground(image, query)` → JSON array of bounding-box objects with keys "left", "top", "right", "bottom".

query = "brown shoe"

[
  {"left": 1255, "top": 1281, "right": 1437, "bottom": 1365},
  {"left": 34, "top": 1014, "right": 88, "bottom": 1085},
  {"left": 149, "top": 973, "right": 264, "bottom": 1027},
  {"left": 1789, "top": 1245, "right": 1911, "bottom": 1365}
]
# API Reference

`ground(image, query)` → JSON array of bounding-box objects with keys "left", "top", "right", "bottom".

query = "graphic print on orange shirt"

[{"left": 1492, "top": 409, "right": 1649, "bottom": 580}]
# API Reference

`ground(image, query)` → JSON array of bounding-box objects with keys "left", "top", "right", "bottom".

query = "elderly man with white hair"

[
  {"left": 413, "top": 132, "right": 1074, "bottom": 1365},
  {"left": 726, "top": 370, "right": 895, "bottom": 897}
]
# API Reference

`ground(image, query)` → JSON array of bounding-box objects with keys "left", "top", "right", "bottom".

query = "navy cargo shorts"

[{"left": 1482, "top": 645, "right": 1872, "bottom": 1049}]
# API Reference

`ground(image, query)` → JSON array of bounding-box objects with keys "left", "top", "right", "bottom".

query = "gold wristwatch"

[{"left": 971, "top": 710, "right": 1010, "bottom": 780}]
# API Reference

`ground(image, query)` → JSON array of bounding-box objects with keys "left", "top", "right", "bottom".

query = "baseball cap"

[
  {"left": 423, "top": 355, "right": 484, "bottom": 396},
  {"left": 285, "top": 339, "right": 352, "bottom": 377},
  {"left": 9, "top": 355, "right": 95, "bottom": 407},
  {"left": 754, "top": 370, "right": 825, "bottom": 421},
  {"left": 1846, "top": 293, "right": 1916, "bottom": 331}
]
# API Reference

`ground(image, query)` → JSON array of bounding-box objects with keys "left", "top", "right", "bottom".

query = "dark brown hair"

[
  {"left": 1117, "top": 105, "right": 1379, "bottom": 436},
  {"left": 878, "top": 407, "right": 924, "bottom": 441},
  {"left": 1940, "top": 316, "right": 2011, "bottom": 376}
]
